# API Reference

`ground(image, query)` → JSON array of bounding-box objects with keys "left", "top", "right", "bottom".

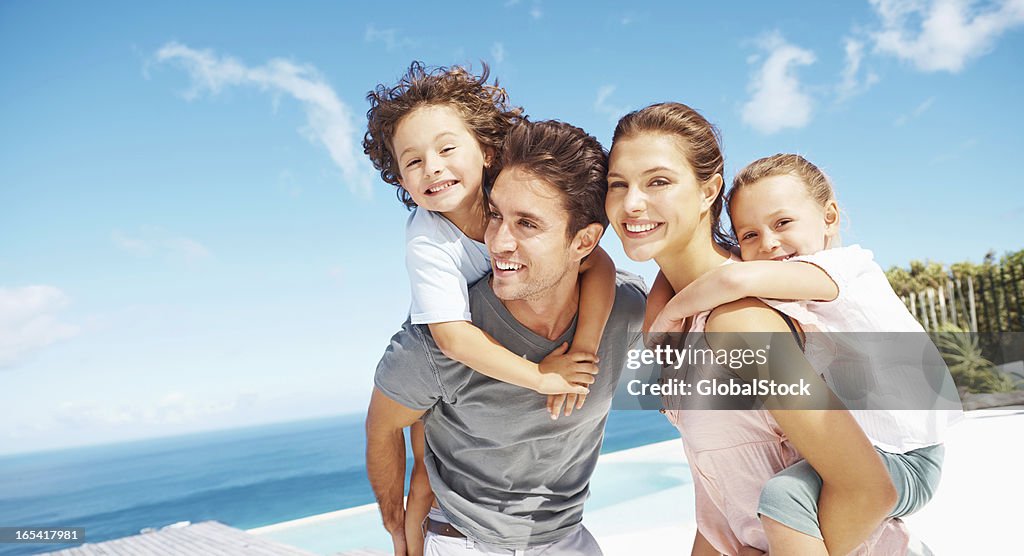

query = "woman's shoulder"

[{"left": 705, "top": 298, "right": 792, "bottom": 333}]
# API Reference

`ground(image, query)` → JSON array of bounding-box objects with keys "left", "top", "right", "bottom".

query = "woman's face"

[{"left": 606, "top": 133, "right": 709, "bottom": 262}]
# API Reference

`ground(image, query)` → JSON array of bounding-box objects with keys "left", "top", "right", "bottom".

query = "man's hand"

[
  {"left": 537, "top": 341, "right": 598, "bottom": 395},
  {"left": 546, "top": 392, "right": 588, "bottom": 420},
  {"left": 366, "top": 388, "right": 426, "bottom": 554}
]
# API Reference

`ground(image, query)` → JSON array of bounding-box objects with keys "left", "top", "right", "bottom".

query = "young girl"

[
  {"left": 363, "top": 62, "right": 617, "bottom": 555},
  {"left": 647, "top": 153, "right": 959, "bottom": 555}
]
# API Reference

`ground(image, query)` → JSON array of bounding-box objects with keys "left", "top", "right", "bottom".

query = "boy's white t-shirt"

[
  {"left": 763, "top": 245, "right": 963, "bottom": 453},
  {"left": 405, "top": 208, "right": 491, "bottom": 325}
]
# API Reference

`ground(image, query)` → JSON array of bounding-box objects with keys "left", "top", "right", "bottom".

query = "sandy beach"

[{"left": 252, "top": 409, "right": 1022, "bottom": 555}]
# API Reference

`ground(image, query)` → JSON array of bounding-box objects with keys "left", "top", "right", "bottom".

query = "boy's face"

[
  {"left": 731, "top": 174, "right": 837, "bottom": 261},
  {"left": 392, "top": 104, "right": 489, "bottom": 214}
]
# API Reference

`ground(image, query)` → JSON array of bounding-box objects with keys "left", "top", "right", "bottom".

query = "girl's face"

[
  {"left": 730, "top": 174, "right": 839, "bottom": 261},
  {"left": 606, "top": 133, "right": 718, "bottom": 262},
  {"left": 392, "top": 104, "right": 490, "bottom": 214}
]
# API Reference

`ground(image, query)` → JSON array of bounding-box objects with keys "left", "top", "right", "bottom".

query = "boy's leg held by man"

[{"left": 406, "top": 420, "right": 434, "bottom": 556}]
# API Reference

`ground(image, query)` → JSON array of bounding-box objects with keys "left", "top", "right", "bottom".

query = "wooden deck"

[{"left": 38, "top": 521, "right": 318, "bottom": 556}]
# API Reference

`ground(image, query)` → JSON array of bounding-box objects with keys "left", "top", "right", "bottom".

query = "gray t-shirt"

[{"left": 374, "top": 271, "right": 646, "bottom": 549}]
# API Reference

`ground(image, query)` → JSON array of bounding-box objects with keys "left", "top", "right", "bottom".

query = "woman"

[{"left": 604, "top": 103, "right": 906, "bottom": 555}]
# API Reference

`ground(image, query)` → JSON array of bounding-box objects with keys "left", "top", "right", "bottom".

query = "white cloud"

[
  {"left": 594, "top": 85, "right": 631, "bottom": 123},
  {"left": 869, "top": 0, "right": 1024, "bottom": 72},
  {"left": 505, "top": 0, "right": 542, "bottom": 20},
  {"left": 836, "top": 38, "right": 880, "bottom": 102},
  {"left": 56, "top": 392, "right": 241, "bottom": 427},
  {"left": 894, "top": 96, "right": 936, "bottom": 125},
  {"left": 492, "top": 42, "right": 506, "bottom": 64},
  {"left": 0, "top": 286, "right": 79, "bottom": 369},
  {"left": 154, "top": 42, "right": 373, "bottom": 197},
  {"left": 111, "top": 230, "right": 151, "bottom": 255},
  {"left": 112, "top": 228, "right": 212, "bottom": 263},
  {"left": 165, "top": 237, "right": 212, "bottom": 262},
  {"left": 741, "top": 32, "right": 817, "bottom": 134},
  {"left": 364, "top": 25, "right": 416, "bottom": 51}
]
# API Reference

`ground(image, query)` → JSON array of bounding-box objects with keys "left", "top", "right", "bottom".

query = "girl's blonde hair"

[{"left": 729, "top": 153, "right": 836, "bottom": 210}]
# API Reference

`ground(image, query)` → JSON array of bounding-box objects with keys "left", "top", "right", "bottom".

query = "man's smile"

[{"left": 493, "top": 258, "right": 525, "bottom": 275}]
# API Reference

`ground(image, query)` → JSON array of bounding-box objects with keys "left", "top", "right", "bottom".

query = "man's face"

[{"left": 485, "top": 167, "right": 577, "bottom": 302}]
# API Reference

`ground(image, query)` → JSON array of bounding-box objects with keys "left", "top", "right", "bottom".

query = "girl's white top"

[
  {"left": 764, "top": 245, "right": 963, "bottom": 453},
  {"left": 405, "top": 208, "right": 491, "bottom": 325}
]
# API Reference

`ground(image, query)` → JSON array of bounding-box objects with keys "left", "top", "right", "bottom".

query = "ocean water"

[{"left": 0, "top": 411, "right": 676, "bottom": 555}]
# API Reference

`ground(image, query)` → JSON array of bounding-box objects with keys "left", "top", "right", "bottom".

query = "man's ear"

[
  {"left": 571, "top": 222, "right": 605, "bottom": 262},
  {"left": 823, "top": 199, "right": 840, "bottom": 242},
  {"left": 700, "top": 173, "right": 724, "bottom": 214}
]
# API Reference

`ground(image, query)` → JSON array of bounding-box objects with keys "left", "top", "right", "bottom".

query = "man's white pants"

[{"left": 423, "top": 508, "right": 603, "bottom": 556}]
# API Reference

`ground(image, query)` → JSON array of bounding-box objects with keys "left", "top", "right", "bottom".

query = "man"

[{"left": 366, "top": 120, "right": 646, "bottom": 555}]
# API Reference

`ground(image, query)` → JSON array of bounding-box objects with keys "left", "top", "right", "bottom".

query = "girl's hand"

[
  {"left": 537, "top": 342, "right": 598, "bottom": 395},
  {"left": 649, "top": 308, "right": 687, "bottom": 335}
]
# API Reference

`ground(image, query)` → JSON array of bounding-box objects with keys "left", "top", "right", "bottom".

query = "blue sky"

[{"left": 2, "top": 0, "right": 1022, "bottom": 454}]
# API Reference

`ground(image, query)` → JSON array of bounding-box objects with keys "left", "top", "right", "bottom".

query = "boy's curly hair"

[{"left": 363, "top": 61, "right": 526, "bottom": 209}]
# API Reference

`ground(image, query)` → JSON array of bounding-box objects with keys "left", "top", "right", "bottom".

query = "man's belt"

[{"left": 426, "top": 518, "right": 466, "bottom": 538}]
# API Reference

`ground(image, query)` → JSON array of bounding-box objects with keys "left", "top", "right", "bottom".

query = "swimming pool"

[{"left": 251, "top": 440, "right": 696, "bottom": 554}]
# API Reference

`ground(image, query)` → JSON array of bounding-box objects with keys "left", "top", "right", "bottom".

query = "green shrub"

[{"left": 933, "top": 324, "right": 1017, "bottom": 393}]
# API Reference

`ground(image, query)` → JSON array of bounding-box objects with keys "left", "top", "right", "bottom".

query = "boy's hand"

[
  {"left": 537, "top": 342, "right": 598, "bottom": 395},
  {"left": 404, "top": 519, "right": 424, "bottom": 556},
  {"left": 546, "top": 392, "right": 588, "bottom": 420}
]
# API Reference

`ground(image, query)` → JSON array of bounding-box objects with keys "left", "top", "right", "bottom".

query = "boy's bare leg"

[
  {"left": 762, "top": 515, "right": 827, "bottom": 556},
  {"left": 737, "top": 546, "right": 766, "bottom": 556},
  {"left": 405, "top": 420, "right": 434, "bottom": 556}
]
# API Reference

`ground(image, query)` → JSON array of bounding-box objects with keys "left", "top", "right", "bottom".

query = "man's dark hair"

[{"left": 497, "top": 120, "right": 609, "bottom": 237}]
